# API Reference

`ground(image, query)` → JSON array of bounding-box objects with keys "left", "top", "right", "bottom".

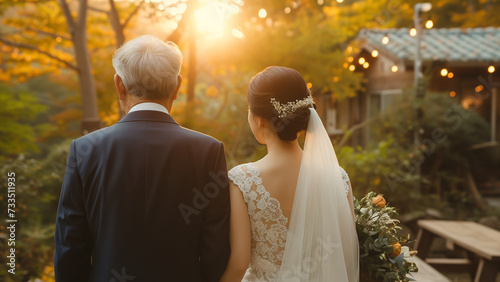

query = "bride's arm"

[
  {"left": 347, "top": 181, "right": 356, "bottom": 223},
  {"left": 219, "top": 182, "right": 251, "bottom": 282}
]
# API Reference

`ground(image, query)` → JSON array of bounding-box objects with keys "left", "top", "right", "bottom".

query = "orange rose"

[
  {"left": 390, "top": 242, "right": 401, "bottom": 258},
  {"left": 371, "top": 195, "right": 386, "bottom": 208}
]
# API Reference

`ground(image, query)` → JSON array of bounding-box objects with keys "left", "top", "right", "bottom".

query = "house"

[{"left": 319, "top": 27, "right": 500, "bottom": 148}]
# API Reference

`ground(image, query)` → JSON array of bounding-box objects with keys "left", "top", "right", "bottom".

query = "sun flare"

[{"left": 194, "top": 0, "right": 242, "bottom": 37}]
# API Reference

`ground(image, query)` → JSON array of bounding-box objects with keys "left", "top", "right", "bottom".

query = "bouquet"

[{"left": 355, "top": 192, "right": 418, "bottom": 282}]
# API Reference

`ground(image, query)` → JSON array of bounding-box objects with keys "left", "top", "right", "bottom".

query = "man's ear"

[
  {"left": 114, "top": 74, "right": 127, "bottom": 101},
  {"left": 172, "top": 74, "right": 182, "bottom": 101}
]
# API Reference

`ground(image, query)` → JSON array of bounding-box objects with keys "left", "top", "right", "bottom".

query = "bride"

[{"left": 220, "top": 66, "right": 359, "bottom": 282}]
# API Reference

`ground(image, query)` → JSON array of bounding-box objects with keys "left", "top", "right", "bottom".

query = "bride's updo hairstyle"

[{"left": 248, "top": 66, "right": 315, "bottom": 142}]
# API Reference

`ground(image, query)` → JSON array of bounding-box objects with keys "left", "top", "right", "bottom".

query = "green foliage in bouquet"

[{"left": 355, "top": 192, "right": 418, "bottom": 282}]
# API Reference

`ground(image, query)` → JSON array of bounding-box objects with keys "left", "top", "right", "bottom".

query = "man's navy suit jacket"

[{"left": 54, "top": 110, "right": 230, "bottom": 282}]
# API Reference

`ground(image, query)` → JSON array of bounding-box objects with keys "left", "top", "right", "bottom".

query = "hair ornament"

[{"left": 270, "top": 96, "right": 315, "bottom": 118}]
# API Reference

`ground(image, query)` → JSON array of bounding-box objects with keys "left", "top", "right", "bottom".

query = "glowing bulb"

[
  {"left": 475, "top": 85, "right": 484, "bottom": 92},
  {"left": 391, "top": 65, "right": 398, "bottom": 72},
  {"left": 56, "top": 36, "right": 62, "bottom": 43},
  {"left": 349, "top": 65, "right": 355, "bottom": 71},
  {"left": 410, "top": 28, "right": 417, "bottom": 37},
  {"left": 382, "top": 36, "right": 389, "bottom": 44},
  {"left": 358, "top": 57, "right": 365, "bottom": 65},
  {"left": 371, "top": 50, "right": 378, "bottom": 57},
  {"left": 307, "top": 82, "right": 313, "bottom": 88},
  {"left": 337, "top": 0, "right": 344, "bottom": 3},
  {"left": 347, "top": 56, "right": 354, "bottom": 62},
  {"left": 346, "top": 46, "right": 353, "bottom": 53},
  {"left": 284, "top": 7, "right": 291, "bottom": 14},
  {"left": 258, "top": 8, "right": 267, "bottom": 18},
  {"left": 488, "top": 65, "right": 495, "bottom": 73},
  {"left": 440, "top": 68, "right": 448, "bottom": 76},
  {"left": 447, "top": 72, "right": 454, "bottom": 78},
  {"left": 450, "top": 91, "right": 456, "bottom": 97},
  {"left": 425, "top": 20, "right": 433, "bottom": 29},
  {"left": 363, "top": 62, "right": 369, "bottom": 69}
]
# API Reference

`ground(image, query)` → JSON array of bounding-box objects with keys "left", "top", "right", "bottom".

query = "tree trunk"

[
  {"left": 109, "top": 0, "right": 125, "bottom": 48},
  {"left": 184, "top": 0, "right": 199, "bottom": 124},
  {"left": 59, "top": 0, "right": 101, "bottom": 134},
  {"left": 108, "top": 0, "right": 126, "bottom": 118},
  {"left": 186, "top": 22, "right": 197, "bottom": 122},
  {"left": 73, "top": 29, "right": 100, "bottom": 134}
]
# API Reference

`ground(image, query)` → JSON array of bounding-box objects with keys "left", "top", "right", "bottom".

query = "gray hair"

[{"left": 112, "top": 35, "right": 182, "bottom": 100}]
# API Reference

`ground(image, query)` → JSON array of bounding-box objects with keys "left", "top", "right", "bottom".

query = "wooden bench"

[
  {"left": 407, "top": 256, "right": 451, "bottom": 282},
  {"left": 415, "top": 220, "right": 500, "bottom": 282}
]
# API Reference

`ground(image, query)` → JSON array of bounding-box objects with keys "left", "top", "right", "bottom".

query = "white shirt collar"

[{"left": 128, "top": 102, "right": 169, "bottom": 115}]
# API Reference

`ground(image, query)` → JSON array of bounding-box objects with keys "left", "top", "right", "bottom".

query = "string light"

[
  {"left": 258, "top": 8, "right": 267, "bottom": 18},
  {"left": 337, "top": 0, "right": 344, "bottom": 3},
  {"left": 449, "top": 91, "right": 456, "bottom": 97},
  {"left": 391, "top": 65, "right": 398, "bottom": 72},
  {"left": 382, "top": 35, "right": 389, "bottom": 45},
  {"left": 358, "top": 57, "right": 365, "bottom": 65},
  {"left": 410, "top": 28, "right": 417, "bottom": 37},
  {"left": 371, "top": 50, "right": 378, "bottom": 57},
  {"left": 363, "top": 62, "right": 369, "bottom": 69},
  {"left": 447, "top": 72, "right": 454, "bottom": 78},
  {"left": 488, "top": 65, "right": 496, "bottom": 73},
  {"left": 347, "top": 56, "right": 354, "bottom": 62},
  {"left": 440, "top": 68, "right": 448, "bottom": 76},
  {"left": 349, "top": 65, "right": 355, "bottom": 71},
  {"left": 425, "top": 19, "right": 433, "bottom": 29},
  {"left": 475, "top": 85, "right": 484, "bottom": 92}
]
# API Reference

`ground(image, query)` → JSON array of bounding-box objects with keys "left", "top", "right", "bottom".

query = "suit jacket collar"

[{"left": 118, "top": 110, "right": 178, "bottom": 125}]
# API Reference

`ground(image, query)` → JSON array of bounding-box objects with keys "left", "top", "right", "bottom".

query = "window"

[{"left": 369, "top": 89, "right": 402, "bottom": 118}]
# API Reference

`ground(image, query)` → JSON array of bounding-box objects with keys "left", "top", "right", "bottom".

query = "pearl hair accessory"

[{"left": 270, "top": 96, "right": 315, "bottom": 118}]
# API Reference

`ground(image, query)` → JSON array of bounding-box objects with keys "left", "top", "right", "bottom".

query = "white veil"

[{"left": 277, "top": 108, "right": 359, "bottom": 281}]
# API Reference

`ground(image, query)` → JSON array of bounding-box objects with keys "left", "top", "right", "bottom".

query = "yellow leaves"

[
  {"left": 322, "top": 6, "right": 338, "bottom": 17},
  {"left": 0, "top": 69, "right": 12, "bottom": 82},
  {"left": 40, "top": 265, "right": 55, "bottom": 282},
  {"left": 206, "top": 85, "right": 219, "bottom": 97},
  {"left": 49, "top": 108, "right": 82, "bottom": 124}
]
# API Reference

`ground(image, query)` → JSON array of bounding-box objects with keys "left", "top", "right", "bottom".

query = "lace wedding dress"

[{"left": 228, "top": 163, "right": 351, "bottom": 281}]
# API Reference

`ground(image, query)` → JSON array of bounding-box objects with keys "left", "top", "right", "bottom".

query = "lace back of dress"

[
  {"left": 229, "top": 164, "right": 289, "bottom": 281},
  {"left": 228, "top": 162, "right": 354, "bottom": 282}
]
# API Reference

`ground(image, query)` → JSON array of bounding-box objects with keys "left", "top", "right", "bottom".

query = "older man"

[{"left": 54, "top": 35, "right": 230, "bottom": 282}]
